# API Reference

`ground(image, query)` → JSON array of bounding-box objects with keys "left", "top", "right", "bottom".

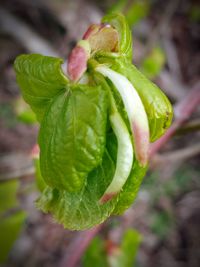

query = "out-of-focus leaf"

[
  {"left": 15, "top": 97, "right": 37, "bottom": 124},
  {"left": 126, "top": 0, "right": 149, "bottom": 27},
  {"left": 189, "top": 4, "right": 200, "bottom": 22},
  {"left": 107, "top": 0, "right": 149, "bottom": 27},
  {"left": 83, "top": 236, "right": 109, "bottom": 267},
  {"left": 140, "top": 47, "right": 166, "bottom": 79},
  {"left": 0, "top": 180, "right": 19, "bottom": 213},
  {"left": 107, "top": 0, "right": 128, "bottom": 14},
  {"left": 0, "top": 180, "right": 26, "bottom": 263},
  {"left": 109, "top": 229, "right": 142, "bottom": 267},
  {"left": 0, "top": 211, "right": 26, "bottom": 263}
]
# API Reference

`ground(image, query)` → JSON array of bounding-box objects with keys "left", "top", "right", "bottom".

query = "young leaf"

[
  {"left": 39, "top": 84, "right": 108, "bottom": 192},
  {"left": 37, "top": 133, "right": 119, "bottom": 230},
  {"left": 14, "top": 13, "right": 173, "bottom": 230},
  {"left": 113, "top": 160, "right": 147, "bottom": 215},
  {"left": 96, "top": 65, "right": 149, "bottom": 166},
  {"left": 95, "top": 56, "right": 173, "bottom": 142},
  {"left": 99, "top": 95, "right": 133, "bottom": 203},
  {"left": 101, "top": 13, "right": 132, "bottom": 61},
  {"left": 14, "top": 54, "right": 68, "bottom": 122}
]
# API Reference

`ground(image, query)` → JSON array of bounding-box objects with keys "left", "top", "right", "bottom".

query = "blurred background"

[{"left": 0, "top": 0, "right": 200, "bottom": 266}]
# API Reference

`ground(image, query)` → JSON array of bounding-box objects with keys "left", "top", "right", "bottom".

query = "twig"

[
  {"left": 59, "top": 224, "right": 103, "bottom": 267},
  {"left": 0, "top": 152, "right": 34, "bottom": 181},
  {"left": 158, "top": 70, "right": 188, "bottom": 100},
  {"left": 175, "top": 118, "right": 200, "bottom": 135},
  {"left": 142, "top": 0, "right": 180, "bottom": 60},
  {"left": 150, "top": 82, "right": 200, "bottom": 156},
  {"left": 0, "top": 8, "right": 59, "bottom": 56},
  {"left": 153, "top": 143, "right": 200, "bottom": 164}
]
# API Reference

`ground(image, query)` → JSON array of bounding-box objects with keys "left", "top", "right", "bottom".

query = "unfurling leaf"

[{"left": 14, "top": 13, "right": 173, "bottom": 230}]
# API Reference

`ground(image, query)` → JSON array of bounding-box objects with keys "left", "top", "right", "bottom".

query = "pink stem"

[
  {"left": 59, "top": 224, "right": 103, "bottom": 267},
  {"left": 150, "top": 83, "right": 200, "bottom": 156}
]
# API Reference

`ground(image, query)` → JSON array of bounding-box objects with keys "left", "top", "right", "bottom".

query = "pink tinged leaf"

[
  {"left": 99, "top": 192, "right": 117, "bottom": 204},
  {"left": 99, "top": 98, "right": 133, "bottom": 204},
  {"left": 67, "top": 40, "right": 90, "bottom": 81},
  {"left": 83, "top": 24, "right": 119, "bottom": 53},
  {"left": 96, "top": 66, "right": 149, "bottom": 166},
  {"left": 67, "top": 45, "right": 89, "bottom": 81},
  {"left": 82, "top": 24, "right": 103, "bottom": 40},
  {"left": 132, "top": 123, "right": 149, "bottom": 166}
]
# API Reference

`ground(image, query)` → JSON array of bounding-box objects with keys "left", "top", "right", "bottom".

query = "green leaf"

[
  {"left": 140, "top": 47, "right": 166, "bottom": 79},
  {"left": 0, "top": 211, "right": 26, "bottom": 263},
  {"left": 0, "top": 181, "right": 26, "bottom": 263},
  {"left": 15, "top": 97, "right": 37, "bottom": 124},
  {"left": 126, "top": 0, "right": 149, "bottom": 27},
  {"left": 113, "top": 229, "right": 142, "bottom": 267},
  {"left": 14, "top": 54, "right": 68, "bottom": 122},
  {"left": 95, "top": 56, "right": 173, "bottom": 142},
  {"left": 102, "top": 13, "right": 132, "bottom": 61},
  {"left": 38, "top": 84, "right": 108, "bottom": 192},
  {"left": 0, "top": 180, "right": 19, "bottom": 213},
  {"left": 91, "top": 72, "right": 147, "bottom": 213},
  {"left": 113, "top": 161, "right": 147, "bottom": 214},
  {"left": 83, "top": 236, "right": 109, "bottom": 267},
  {"left": 37, "top": 133, "right": 118, "bottom": 230}
]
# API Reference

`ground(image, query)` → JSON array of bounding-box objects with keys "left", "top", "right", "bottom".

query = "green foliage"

[
  {"left": 108, "top": 0, "right": 128, "bottom": 14},
  {"left": 0, "top": 180, "right": 20, "bottom": 213},
  {"left": 14, "top": 13, "right": 172, "bottom": 230},
  {"left": 126, "top": 0, "right": 149, "bottom": 26},
  {"left": 83, "top": 237, "right": 108, "bottom": 267},
  {"left": 113, "top": 229, "right": 142, "bottom": 267},
  {"left": 189, "top": 4, "right": 200, "bottom": 22},
  {"left": 0, "top": 180, "right": 26, "bottom": 263},
  {"left": 102, "top": 12, "right": 133, "bottom": 61},
  {"left": 36, "top": 133, "right": 118, "bottom": 230},
  {"left": 95, "top": 56, "right": 173, "bottom": 142},
  {"left": 14, "top": 54, "right": 68, "bottom": 122},
  {"left": 83, "top": 229, "right": 142, "bottom": 267},
  {"left": 14, "top": 97, "right": 37, "bottom": 124},
  {"left": 38, "top": 84, "right": 108, "bottom": 192},
  {"left": 108, "top": 0, "right": 149, "bottom": 27},
  {"left": 0, "top": 211, "right": 26, "bottom": 263},
  {"left": 140, "top": 47, "right": 166, "bottom": 79}
]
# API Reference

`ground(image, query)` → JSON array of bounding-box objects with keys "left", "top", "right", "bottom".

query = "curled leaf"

[
  {"left": 102, "top": 13, "right": 132, "bottom": 61},
  {"left": 67, "top": 40, "right": 90, "bottom": 81},
  {"left": 96, "top": 65, "right": 149, "bottom": 166},
  {"left": 99, "top": 95, "right": 133, "bottom": 203}
]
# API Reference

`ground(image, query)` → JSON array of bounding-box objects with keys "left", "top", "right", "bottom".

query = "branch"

[
  {"left": 150, "top": 82, "right": 200, "bottom": 156},
  {"left": 0, "top": 8, "right": 59, "bottom": 56},
  {"left": 153, "top": 143, "right": 200, "bottom": 164},
  {"left": 59, "top": 224, "right": 103, "bottom": 267},
  {"left": 175, "top": 118, "right": 200, "bottom": 135}
]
